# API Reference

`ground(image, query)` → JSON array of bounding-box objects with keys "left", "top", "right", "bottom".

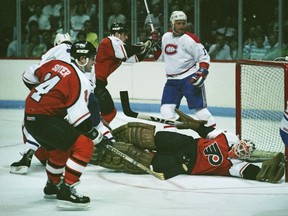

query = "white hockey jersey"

[
  {"left": 161, "top": 31, "right": 210, "bottom": 79},
  {"left": 22, "top": 43, "right": 71, "bottom": 85}
]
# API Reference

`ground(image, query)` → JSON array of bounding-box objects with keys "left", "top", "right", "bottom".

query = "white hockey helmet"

[
  {"left": 170, "top": 11, "right": 187, "bottom": 27},
  {"left": 54, "top": 33, "right": 72, "bottom": 46}
]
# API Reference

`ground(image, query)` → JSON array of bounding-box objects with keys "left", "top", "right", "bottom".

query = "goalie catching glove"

[
  {"left": 175, "top": 108, "right": 207, "bottom": 131},
  {"left": 256, "top": 152, "right": 285, "bottom": 183},
  {"left": 189, "top": 68, "right": 209, "bottom": 87}
]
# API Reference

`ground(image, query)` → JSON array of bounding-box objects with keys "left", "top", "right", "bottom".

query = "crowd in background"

[{"left": 2, "top": 0, "right": 288, "bottom": 60}]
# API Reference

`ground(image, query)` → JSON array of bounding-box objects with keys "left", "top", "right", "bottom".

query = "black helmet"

[
  {"left": 110, "top": 22, "right": 128, "bottom": 35},
  {"left": 70, "top": 41, "right": 96, "bottom": 61}
]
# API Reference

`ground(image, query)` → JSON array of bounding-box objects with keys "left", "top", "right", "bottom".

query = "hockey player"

[
  {"left": 10, "top": 33, "right": 73, "bottom": 174},
  {"left": 11, "top": 34, "right": 112, "bottom": 174},
  {"left": 90, "top": 109, "right": 285, "bottom": 183},
  {"left": 154, "top": 11, "right": 216, "bottom": 131},
  {"left": 279, "top": 100, "right": 288, "bottom": 181},
  {"left": 94, "top": 22, "right": 153, "bottom": 124},
  {"left": 24, "top": 41, "right": 111, "bottom": 209}
]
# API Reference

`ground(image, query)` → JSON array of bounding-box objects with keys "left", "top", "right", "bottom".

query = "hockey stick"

[
  {"left": 143, "top": 0, "right": 155, "bottom": 32},
  {"left": 120, "top": 91, "right": 184, "bottom": 126},
  {"left": 104, "top": 144, "right": 164, "bottom": 180}
]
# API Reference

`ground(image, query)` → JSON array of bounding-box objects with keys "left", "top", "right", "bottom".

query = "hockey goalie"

[{"left": 90, "top": 109, "right": 285, "bottom": 183}]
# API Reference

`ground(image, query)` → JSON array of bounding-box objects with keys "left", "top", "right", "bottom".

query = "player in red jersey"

[
  {"left": 10, "top": 33, "right": 73, "bottom": 174},
  {"left": 23, "top": 41, "right": 110, "bottom": 210},
  {"left": 94, "top": 22, "right": 153, "bottom": 124},
  {"left": 91, "top": 109, "right": 285, "bottom": 183}
]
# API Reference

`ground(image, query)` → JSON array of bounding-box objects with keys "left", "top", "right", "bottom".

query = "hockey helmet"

[
  {"left": 110, "top": 22, "right": 128, "bottom": 35},
  {"left": 170, "top": 11, "right": 187, "bottom": 26},
  {"left": 54, "top": 33, "right": 73, "bottom": 46},
  {"left": 70, "top": 41, "right": 96, "bottom": 61},
  {"left": 228, "top": 139, "right": 255, "bottom": 160}
]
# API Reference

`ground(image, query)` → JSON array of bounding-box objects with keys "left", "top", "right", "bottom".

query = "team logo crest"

[
  {"left": 204, "top": 142, "right": 223, "bottom": 166},
  {"left": 164, "top": 44, "right": 177, "bottom": 55}
]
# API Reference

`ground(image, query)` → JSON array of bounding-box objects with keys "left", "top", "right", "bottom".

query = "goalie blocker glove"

[{"left": 189, "top": 68, "right": 209, "bottom": 87}]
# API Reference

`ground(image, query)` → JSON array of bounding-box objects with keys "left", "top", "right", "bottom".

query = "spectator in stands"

[
  {"left": 24, "top": 20, "right": 42, "bottom": 49},
  {"left": 27, "top": 3, "right": 51, "bottom": 30},
  {"left": 107, "top": 1, "right": 126, "bottom": 31},
  {"left": 186, "top": 22, "right": 194, "bottom": 33},
  {"left": 54, "top": 6, "right": 64, "bottom": 32},
  {"left": 76, "top": 31, "right": 86, "bottom": 42},
  {"left": 84, "top": 0, "right": 97, "bottom": 19},
  {"left": 42, "top": 0, "right": 62, "bottom": 17},
  {"left": 263, "top": 32, "right": 280, "bottom": 60},
  {"left": 7, "top": 31, "right": 27, "bottom": 57},
  {"left": 216, "top": 16, "right": 236, "bottom": 40},
  {"left": 229, "top": 36, "right": 239, "bottom": 60},
  {"left": 243, "top": 33, "right": 269, "bottom": 60},
  {"left": 42, "top": 30, "right": 53, "bottom": 50},
  {"left": 21, "top": 0, "right": 36, "bottom": 22},
  {"left": 208, "top": 33, "right": 232, "bottom": 60},
  {"left": 83, "top": 19, "right": 99, "bottom": 48},
  {"left": 203, "top": 19, "right": 219, "bottom": 50},
  {"left": 136, "top": 0, "right": 146, "bottom": 30},
  {"left": 70, "top": 2, "right": 90, "bottom": 39},
  {"left": 26, "top": 34, "right": 47, "bottom": 58}
]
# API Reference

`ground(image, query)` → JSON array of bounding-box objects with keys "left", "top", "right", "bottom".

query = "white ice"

[{"left": 0, "top": 109, "right": 288, "bottom": 216}]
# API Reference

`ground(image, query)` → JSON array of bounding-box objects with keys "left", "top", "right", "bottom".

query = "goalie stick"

[
  {"left": 120, "top": 91, "right": 185, "bottom": 126},
  {"left": 104, "top": 144, "right": 164, "bottom": 180}
]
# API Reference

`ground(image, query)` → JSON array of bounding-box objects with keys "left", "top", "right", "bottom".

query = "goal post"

[{"left": 235, "top": 60, "right": 288, "bottom": 181}]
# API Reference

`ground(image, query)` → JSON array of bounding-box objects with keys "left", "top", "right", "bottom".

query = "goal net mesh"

[{"left": 236, "top": 60, "right": 287, "bottom": 153}]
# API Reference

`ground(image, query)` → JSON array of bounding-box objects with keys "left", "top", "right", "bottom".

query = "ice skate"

[
  {"left": 10, "top": 149, "right": 35, "bottom": 174},
  {"left": 57, "top": 182, "right": 90, "bottom": 210}
]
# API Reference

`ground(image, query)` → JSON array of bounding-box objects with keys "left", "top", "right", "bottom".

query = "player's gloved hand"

[
  {"left": 149, "top": 30, "right": 161, "bottom": 42},
  {"left": 96, "top": 135, "right": 113, "bottom": 149},
  {"left": 86, "top": 127, "right": 103, "bottom": 145},
  {"left": 189, "top": 68, "right": 209, "bottom": 87},
  {"left": 139, "top": 40, "right": 153, "bottom": 54}
]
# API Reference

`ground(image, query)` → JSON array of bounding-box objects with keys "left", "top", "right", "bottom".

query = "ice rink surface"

[{"left": 0, "top": 109, "right": 288, "bottom": 216}]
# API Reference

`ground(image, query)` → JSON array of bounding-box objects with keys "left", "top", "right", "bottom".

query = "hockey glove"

[
  {"left": 139, "top": 40, "right": 153, "bottom": 54},
  {"left": 175, "top": 108, "right": 207, "bottom": 131},
  {"left": 189, "top": 68, "right": 209, "bottom": 87},
  {"left": 256, "top": 152, "right": 285, "bottom": 183},
  {"left": 86, "top": 127, "right": 103, "bottom": 145}
]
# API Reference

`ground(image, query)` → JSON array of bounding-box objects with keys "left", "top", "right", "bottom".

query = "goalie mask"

[
  {"left": 54, "top": 33, "right": 72, "bottom": 46},
  {"left": 228, "top": 139, "right": 255, "bottom": 160}
]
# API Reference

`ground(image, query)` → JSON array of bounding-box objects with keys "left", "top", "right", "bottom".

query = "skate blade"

[
  {"left": 43, "top": 194, "right": 57, "bottom": 199},
  {"left": 57, "top": 200, "right": 90, "bottom": 210},
  {"left": 10, "top": 166, "right": 28, "bottom": 174}
]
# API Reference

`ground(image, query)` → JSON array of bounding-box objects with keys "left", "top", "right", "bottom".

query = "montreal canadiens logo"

[
  {"left": 165, "top": 44, "right": 178, "bottom": 55},
  {"left": 204, "top": 142, "right": 223, "bottom": 166}
]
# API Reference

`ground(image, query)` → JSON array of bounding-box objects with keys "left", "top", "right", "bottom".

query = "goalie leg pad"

[
  {"left": 256, "top": 152, "right": 285, "bottom": 183},
  {"left": 112, "top": 122, "right": 156, "bottom": 150},
  {"left": 90, "top": 142, "right": 153, "bottom": 174}
]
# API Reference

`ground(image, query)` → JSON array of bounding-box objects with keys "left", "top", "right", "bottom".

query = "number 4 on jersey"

[{"left": 31, "top": 76, "right": 60, "bottom": 102}]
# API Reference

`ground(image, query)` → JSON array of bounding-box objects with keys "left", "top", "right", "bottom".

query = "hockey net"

[{"left": 236, "top": 60, "right": 288, "bottom": 162}]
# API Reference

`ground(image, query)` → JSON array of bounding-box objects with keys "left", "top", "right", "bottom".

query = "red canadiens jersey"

[
  {"left": 25, "top": 59, "right": 92, "bottom": 127},
  {"left": 191, "top": 134, "right": 232, "bottom": 176}
]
